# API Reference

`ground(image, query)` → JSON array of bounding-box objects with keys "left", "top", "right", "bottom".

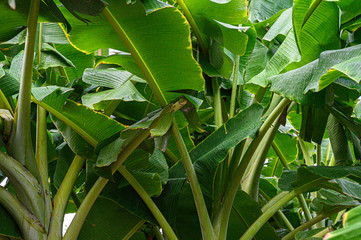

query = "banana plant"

[{"left": 1, "top": 0, "right": 361, "bottom": 240}]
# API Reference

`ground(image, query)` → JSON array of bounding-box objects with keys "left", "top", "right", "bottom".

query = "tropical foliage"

[{"left": 1, "top": 0, "right": 361, "bottom": 239}]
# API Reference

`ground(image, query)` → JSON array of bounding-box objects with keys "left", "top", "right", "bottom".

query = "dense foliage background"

[{"left": 1, "top": 0, "right": 361, "bottom": 239}]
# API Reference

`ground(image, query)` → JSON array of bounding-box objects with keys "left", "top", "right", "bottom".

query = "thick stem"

[
  {"left": 298, "top": 137, "right": 313, "bottom": 166},
  {"left": 259, "top": 189, "right": 294, "bottom": 231},
  {"left": 172, "top": 120, "right": 217, "bottom": 240},
  {"left": 8, "top": 0, "right": 40, "bottom": 181},
  {"left": 213, "top": 98, "right": 291, "bottom": 237},
  {"left": 229, "top": 55, "right": 240, "bottom": 119},
  {"left": 63, "top": 129, "right": 151, "bottom": 240},
  {"left": 240, "top": 178, "right": 326, "bottom": 240},
  {"left": 212, "top": 78, "right": 223, "bottom": 128},
  {"left": 0, "top": 150, "right": 45, "bottom": 228},
  {"left": 118, "top": 165, "right": 178, "bottom": 240},
  {"left": 282, "top": 207, "right": 346, "bottom": 240},
  {"left": 212, "top": 77, "right": 226, "bottom": 217},
  {"left": 242, "top": 122, "right": 280, "bottom": 201},
  {"left": 36, "top": 106, "right": 51, "bottom": 229},
  {"left": 0, "top": 187, "right": 46, "bottom": 240},
  {"left": 316, "top": 144, "right": 321, "bottom": 166},
  {"left": 48, "top": 155, "right": 85, "bottom": 240}
]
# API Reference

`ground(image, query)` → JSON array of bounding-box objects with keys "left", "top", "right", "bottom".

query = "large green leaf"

[
  {"left": 61, "top": 0, "right": 204, "bottom": 103},
  {"left": 0, "top": 0, "right": 60, "bottom": 41},
  {"left": 191, "top": 104, "right": 263, "bottom": 193},
  {"left": 246, "top": 29, "right": 301, "bottom": 89},
  {"left": 78, "top": 197, "right": 144, "bottom": 240},
  {"left": 292, "top": 0, "right": 340, "bottom": 67}
]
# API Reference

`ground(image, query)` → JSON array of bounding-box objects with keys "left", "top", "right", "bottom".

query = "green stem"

[
  {"left": 212, "top": 77, "right": 226, "bottom": 217},
  {"left": 176, "top": 0, "right": 208, "bottom": 57},
  {"left": 316, "top": 144, "right": 321, "bottom": 166},
  {"left": 213, "top": 98, "right": 291, "bottom": 237},
  {"left": 63, "top": 129, "right": 152, "bottom": 240},
  {"left": 297, "top": 193, "right": 313, "bottom": 222},
  {"left": 103, "top": 8, "right": 167, "bottom": 107},
  {"left": 229, "top": 55, "right": 240, "bottom": 119},
  {"left": 259, "top": 189, "right": 294, "bottom": 231},
  {"left": 243, "top": 122, "right": 280, "bottom": 201},
  {"left": 118, "top": 165, "right": 178, "bottom": 240},
  {"left": 48, "top": 155, "right": 85, "bottom": 240},
  {"left": 8, "top": 0, "right": 40, "bottom": 181},
  {"left": 212, "top": 78, "right": 223, "bottom": 128},
  {"left": 282, "top": 207, "right": 346, "bottom": 240},
  {"left": 298, "top": 137, "right": 313, "bottom": 166},
  {"left": 0, "top": 187, "right": 46, "bottom": 240},
  {"left": 37, "top": 22, "right": 43, "bottom": 66},
  {"left": 0, "top": 150, "right": 45, "bottom": 227},
  {"left": 271, "top": 142, "right": 313, "bottom": 222},
  {"left": 172, "top": 120, "right": 217, "bottom": 240},
  {"left": 36, "top": 106, "right": 51, "bottom": 229},
  {"left": 240, "top": 178, "right": 327, "bottom": 240},
  {"left": 152, "top": 226, "right": 165, "bottom": 240}
]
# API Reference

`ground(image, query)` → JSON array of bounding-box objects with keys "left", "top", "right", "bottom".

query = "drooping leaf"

[
  {"left": 82, "top": 81, "right": 147, "bottom": 109},
  {"left": 324, "top": 205, "right": 361, "bottom": 240},
  {"left": 263, "top": 8, "right": 292, "bottom": 42},
  {"left": 249, "top": 0, "right": 292, "bottom": 22},
  {"left": 311, "top": 189, "right": 359, "bottom": 214},
  {"left": 279, "top": 166, "right": 361, "bottom": 192},
  {"left": 32, "top": 86, "right": 126, "bottom": 147}
]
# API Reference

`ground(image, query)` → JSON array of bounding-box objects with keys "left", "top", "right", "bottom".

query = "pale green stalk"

[
  {"left": 259, "top": 189, "right": 294, "bottom": 231},
  {"left": 118, "top": 165, "right": 178, "bottom": 240},
  {"left": 282, "top": 207, "right": 346, "bottom": 240},
  {"left": 172, "top": 120, "right": 217, "bottom": 240},
  {"left": 8, "top": 0, "right": 40, "bottom": 181},
  {"left": 0, "top": 187, "right": 46, "bottom": 240},
  {"left": 212, "top": 78, "right": 223, "bottom": 128},
  {"left": 48, "top": 155, "right": 86, "bottom": 240},
  {"left": 298, "top": 137, "right": 313, "bottom": 166},
  {"left": 213, "top": 98, "right": 291, "bottom": 238},
  {"left": 229, "top": 55, "right": 240, "bottom": 119},
  {"left": 0, "top": 150, "right": 45, "bottom": 227},
  {"left": 271, "top": 142, "right": 313, "bottom": 222},
  {"left": 243, "top": 122, "right": 280, "bottom": 201},
  {"left": 36, "top": 106, "right": 51, "bottom": 229}
]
